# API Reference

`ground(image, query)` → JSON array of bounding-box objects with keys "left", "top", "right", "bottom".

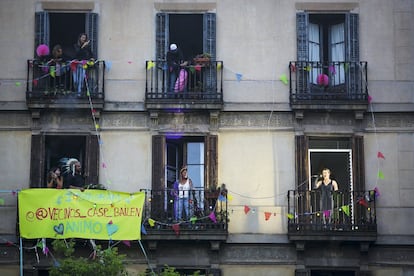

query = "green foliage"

[{"left": 49, "top": 239, "right": 128, "bottom": 276}]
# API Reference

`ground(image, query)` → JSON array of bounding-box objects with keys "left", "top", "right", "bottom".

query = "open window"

[
  {"left": 30, "top": 134, "right": 99, "bottom": 188},
  {"left": 151, "top": 135, "right": 217, "bottom": 220},
  {"left": 296, "top": 12, "right": 359, "bottom": 95},
  {"left": 35, "top": 11, "right": 98, "bottom": 59},
  {"left": 155, "top": 13, "right": 217, "bottom": 92}
]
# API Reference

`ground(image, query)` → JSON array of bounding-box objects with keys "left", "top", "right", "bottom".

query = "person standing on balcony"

[
  {"left": 166, "top": 43, "right": 187, "bottom": 94},
  {"left": 172, "top": 166, "right": 194, "bottom": 221},
  {"left": 73, "top": 33, "right": 94, "bottom": 96},
  {"left": 314, "top": 168, "right": 339, "bottom": 224},
  {"left": 63, "top": 160, "right": 86, "bottom": 191}
]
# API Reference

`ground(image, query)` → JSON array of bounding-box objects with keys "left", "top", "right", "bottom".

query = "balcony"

[
  {"left": 145, "top": 60, "right": 224, "bottom": 111},
  {"left": 287, "top": 190, "right": 377, "bottom": 242},
  {"left": 289, "top": 61, "right": 368, "bottom": 118},
  {"left": 26, "top": 59, "right": 105, "bottom": 110},
  {"left": 140, "top": 188, "right": 228, "bottom": 242}
]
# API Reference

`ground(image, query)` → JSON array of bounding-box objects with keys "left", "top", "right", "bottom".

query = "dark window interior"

[
  {"left": 49, "top": 13, "right": 86, "bottom": 59},
  {"left": 169, "top": 14, "right": 203, "bottom": 61},
  {"left": 311, "top": 270, "right": 355, "bottom": 276},
  {"left": 45, "top": 135, "right": 86, "bottom": 186}
]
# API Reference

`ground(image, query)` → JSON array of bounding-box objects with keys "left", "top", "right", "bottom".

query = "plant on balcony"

[{"left": 193, "top": 53, "right": 211, "bottom": 65}]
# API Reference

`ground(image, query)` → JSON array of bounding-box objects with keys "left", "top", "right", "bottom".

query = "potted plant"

[{"left": 193, "top": 53, "right": 211, "bottom": 65}]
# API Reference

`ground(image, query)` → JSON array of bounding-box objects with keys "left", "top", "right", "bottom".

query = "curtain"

[
  {"left": 309, "top": 23, "right": 320, "bottom": 84},
  {"left": 330, "top": 23, "right": 345, "bottom": 84}
]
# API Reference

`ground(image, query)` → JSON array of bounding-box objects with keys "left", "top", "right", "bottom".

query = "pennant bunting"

[
  {"left": 244, "top": 205, "right": 251, "bottom": 214},
  {"left": 236, "top": 73, "right": 243, "bottom": 82},
  {"left": 279, "top": 74, "right": 288, "bottom": 85},
  {"left": 208, "top": 212, "right": 217, "bottom": 223},
  {"left": 287, "top": 213, "right": 294, "bottom": 219},
  {"left": 377, "top": 151, "right": 385, "bottom": 159},
  {"left": 148, "top": 218, "right": 155, "bottom": 227},
  {"left": 264, "top": 212, "right": 272, "bottom": 221},
  {"left": 341, "top": 205, "right": 350, "bottom": 216},
  {"left": 378, "top": 171, "right": 384, "bottom": 179},
  {"left": 323, "top": 210, "right": 331, "bottom": 218},
  {"left": 172, "top": 224, "right": 180, "bottom": 236},
  {"left": 141, "top": 224, "right": 147, "bottom": 235},
  {"left": 374, "top": 187, "right": 380, "bottom": 197}
]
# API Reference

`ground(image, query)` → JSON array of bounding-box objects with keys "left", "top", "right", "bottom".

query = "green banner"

[{"left": 18, "top": 189, "right": 145, "bottom": 240}]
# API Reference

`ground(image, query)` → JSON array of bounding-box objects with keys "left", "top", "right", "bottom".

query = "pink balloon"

[
  {"left": 36, "top": 44, "right": 50, "bottom": 57},
  {"left": 317, "top": 74, "right": 329, "bottom": 86}
]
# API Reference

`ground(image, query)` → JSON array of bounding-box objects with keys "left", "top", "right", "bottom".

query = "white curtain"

[
  {"left": 309, "top": 23, "right": 320, "bottom": 84},
  {"left": 330, "top": 23, "right": 345, "bottom": 84}
]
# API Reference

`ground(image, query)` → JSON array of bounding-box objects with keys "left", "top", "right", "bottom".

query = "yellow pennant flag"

[{"left": 18, "top": 189, "right": 145, "bottom": 240}]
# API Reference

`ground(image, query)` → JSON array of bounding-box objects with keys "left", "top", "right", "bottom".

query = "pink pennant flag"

[
  {"left": 102, "top": 162, "right": 107, "bottom": 168},
  {"left": 368, "top": 95, "right": 373, "bottom": 103},
  {"left": 209, "top": 212, "right": 217, "bottom": 223},
  {"left": 323, "top": 210, "right": 331, "bottom": 218},
  {"left": 264, "top": 212, "right": 272, "bottom": 221},
  {"left": 377, "top": 151, "right": 385, "bottom": 159},
  {"left": 122, "top": 240, "right": 131, "bottom": 247},
  {"left": 290, "top": 63, "right": 296, "bottom": 72},
  {"left": 244, "top": 205, "right": 251, "bottom": 214},
  {"left": 172, "top": 223, "right": 180, "bottom": 236}
]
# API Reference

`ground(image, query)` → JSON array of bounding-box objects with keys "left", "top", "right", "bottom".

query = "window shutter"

[
  {"left": 296, "top": 12, "right": 310, "bottom": 95},
  {"left": 205, "top": 135, "right": 218, "bottom": 190},
  {"left": 152, "top": 135, "right": 166, "bottom": 190},
  {"left": 30, "top": 134, "right": 45, "bottom": 187},
  {"left": 203, "top": 13, "right": 216, "bottom": 59},
  {"left": 203, "top": 13, "right": 217, "bottom": 92},
  {"left": 34, "top": 12, "right": 49, "bottom": 57},
  {"left": 345, "top": 13, "right": 359, "bottom": 96},
  {"left": 85, "top": 13, "right": 98, "bottom": 59},
  {"left": 352, "top": 135, "right": 364, "bottom": 191},
  {"left": 346, "top": 13, "right": 359, "bottom": 62},
  {"left": 295, "top": 135, "right": 308, "bottom": 191},
  {"left": 85, "top": 135, "right": 99, "bottom": 186},
  {"left": 156, "top": 13, "right": 168, "bottom": 61}
]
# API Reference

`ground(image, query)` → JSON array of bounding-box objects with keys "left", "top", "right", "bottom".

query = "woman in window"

[{"left": 47, "top": 167, "right": 63, "bottom": 189}]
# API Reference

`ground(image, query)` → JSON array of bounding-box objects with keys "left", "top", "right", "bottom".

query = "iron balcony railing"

[
  {"left": 145, "top": 60, "right": 223, "bottom": 105},
  {"left": 289, "top": 61, "right": 368, "bottom": 105},
  {"left": 26, "top": 59, "right": 105, "bottom": 100},
  {"left": 287, "top": 190, "right": 377, "bottom": 240},
  {"left": 140, "top": 188, "right": 228, "bottom": 237}
]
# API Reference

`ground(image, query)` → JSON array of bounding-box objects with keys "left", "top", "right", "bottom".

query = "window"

[
  {"left": 35, "top": 11, "right": 98, "bottom": 59},
  {"left": 155, "top": 13, "right": 217, "bottom": 91},
  {"left": 296, "top": 12, "right": 359, "bottom": 94},
  {"left": 30, "top": 134, "right": 99, "bottom": 188},
  {"left": 295, "top": 135, "right": 364, "bottom": 192},
  {"left": 151, "top": 135, "right": 218, "bottom": 218}
]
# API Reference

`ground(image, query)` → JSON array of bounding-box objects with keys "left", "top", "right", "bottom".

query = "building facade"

[{"left": 0, "top": 0, "right": 413, "bottom": 275}]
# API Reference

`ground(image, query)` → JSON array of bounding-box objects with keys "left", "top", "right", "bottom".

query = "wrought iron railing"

[
  {"left": 289, "top": 61, "right": 368, "bottom": 104},
  {"left": 287, "top": 190, "right": 377, "bottom": 235},
  {"left": 140, "top": 188, "right": 228, "bottom": 233},
  {"left": 145, "top": 60, "right": 223, "bottom": 103},
  {"left": 26, "top": 59, "right": 105, "bottom": 99}
]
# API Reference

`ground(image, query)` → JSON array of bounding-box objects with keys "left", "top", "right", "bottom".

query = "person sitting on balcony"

[
  {"left": 172, "top": 166, "right": 194, "bottom": 221},
  {"left": 314, "top": 168, "right": 339, "bottom": 224},
  {"left": 73, "top": 33, "right": 94, "bottom": 96},
  {"left": 166, "top": 43, "right": 187, "bottom": 94},
  {"left": 46, "top": 166, "right": 63, "bottom": 189},
  {"left": 47, "top": 44, "right": 70, "bottom": 91}
]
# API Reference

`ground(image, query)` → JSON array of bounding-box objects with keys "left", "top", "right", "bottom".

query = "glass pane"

[{"left": 187, "top": 142, "right": 204, "bottom": 188}]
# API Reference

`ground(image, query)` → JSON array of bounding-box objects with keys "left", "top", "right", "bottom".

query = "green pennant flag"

[
  {"left": 341, "top": 205, "right": 350, "bottom": 216},
  {"left": 378, "top": 170, "right": 384, "bottom": 179}
]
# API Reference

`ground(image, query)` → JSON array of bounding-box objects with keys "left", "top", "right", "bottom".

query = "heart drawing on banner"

[
  {"left": 54, "top": 223, "right": 64, "bottom": 235},
  {"left": 106, "top": 222, "right": 119, "bottom": 236}
]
